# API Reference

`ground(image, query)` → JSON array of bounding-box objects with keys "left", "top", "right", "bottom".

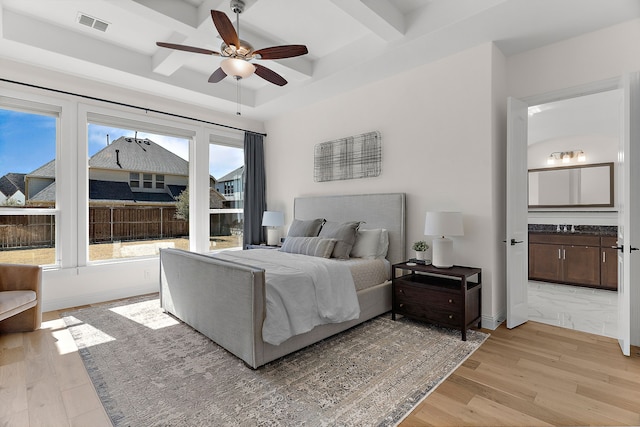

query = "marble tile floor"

[{"left": 528, "top": 280, "right": 618, "bottom": 338}]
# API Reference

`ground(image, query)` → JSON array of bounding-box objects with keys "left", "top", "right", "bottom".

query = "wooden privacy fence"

[
  {"left": 0, "top": 206, "right": 189, "bottom": 249},
  {"left": 0, "top": 215, "right": 55, "bottom": 249},
  {"left": 0, "top": 207, "right": 245, "bottom": 250},
  {"left": 89, "top": 206, "right": 188, "bottom": 243}
]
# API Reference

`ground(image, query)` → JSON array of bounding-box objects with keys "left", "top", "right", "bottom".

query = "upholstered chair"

[{"left": 0, "top": 264, "right": 42, "bottom": 333}]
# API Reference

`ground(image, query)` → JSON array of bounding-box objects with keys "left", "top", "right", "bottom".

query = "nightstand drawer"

[
  {"left": 395, "top": 301, "right": 459, "bottom": 327},
  {"left": 395, "top": 282, "right": 459, "bottom": 309}
]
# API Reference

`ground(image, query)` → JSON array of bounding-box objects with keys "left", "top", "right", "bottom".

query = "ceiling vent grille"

[{"left": 77, "top": 12, "right": 109, "bottom": 32}]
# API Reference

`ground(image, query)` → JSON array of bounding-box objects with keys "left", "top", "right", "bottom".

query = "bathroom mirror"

[{"left": 528, "top": 162, "right": 614, "bottom": 208}]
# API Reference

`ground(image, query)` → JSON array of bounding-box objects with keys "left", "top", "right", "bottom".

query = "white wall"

[
  {"left": 265, "top": 43, "right": 508, "bottom": 327},
  {"left": 508, "top": 19, "right": 640, "bottom": 98}
]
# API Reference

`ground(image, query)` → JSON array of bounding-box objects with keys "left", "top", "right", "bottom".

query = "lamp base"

[
  {"left": 432, "top": 236, "right": 454, "bottom": 268},
  {"left": 266, "top": 228, "right": 280, "bottom": 246}
]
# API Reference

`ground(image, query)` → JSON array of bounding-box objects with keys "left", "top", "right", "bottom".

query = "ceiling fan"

[{"left": 156, "top": 0, "right": 308, "bottom": 87}]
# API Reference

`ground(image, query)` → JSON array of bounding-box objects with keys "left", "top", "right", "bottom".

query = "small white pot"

[{"left": 415, "top": 250, "right": 427, "bottom": 260}]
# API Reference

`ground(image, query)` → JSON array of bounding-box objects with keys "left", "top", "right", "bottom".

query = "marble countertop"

[{"left": 528, "top": 224, "right": 617, "bottom": 236}]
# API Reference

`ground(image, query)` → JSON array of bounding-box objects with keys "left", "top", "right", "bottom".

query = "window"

[
  {"left": 209, "top": 142, "right": 244, "bottom": 251},
  {"left": 87, "top": 121, "right": 190, "bottom": 261},
  {"left": 0, "top": 103, "right": 58, "bottom": 266},
  {"left": 143, "top": 173, "right": 153, "bottom": 189},
  {"left": 129, "top": 172, "right": 140, "bottom": 188}
]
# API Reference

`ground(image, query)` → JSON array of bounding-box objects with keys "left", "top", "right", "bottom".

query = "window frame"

[
  {"left": 208, "top": 136, "right": 245, "bottom": 253},
  {"left": 83, "top": 107, "right": 198, "bottom": 265},
  {"left": 0, "top": 96, "right": 62, "bottom": 268}
]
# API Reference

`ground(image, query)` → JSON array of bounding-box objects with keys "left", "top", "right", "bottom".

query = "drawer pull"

[
  {"left": 399, "top": 303, "right": 404, "bottom": 308},
  {"left": 448, "top": 299, "right": 453, "bottom": 304},
  {"left": 448, "top": 314, "right": 453, "bottom": 319},
  {"left": 399, "top": 289, "right": 404, "bottom": 294}
]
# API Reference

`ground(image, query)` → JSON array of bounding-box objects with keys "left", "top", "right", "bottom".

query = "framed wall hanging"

[{"left": 314, "top": 131, "right": 381, "bottom": 182}]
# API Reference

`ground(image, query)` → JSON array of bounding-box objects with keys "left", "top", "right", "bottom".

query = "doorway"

[{"left": 526, "top": 90, "right": 621, "bottom": 338}]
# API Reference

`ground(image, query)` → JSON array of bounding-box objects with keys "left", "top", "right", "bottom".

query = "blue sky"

[
  {"left": 0, "top": 109, "right": 56, "bottom": 178},
  {"left": 0, "top": 108, "right": 243, "bottom": 179}
]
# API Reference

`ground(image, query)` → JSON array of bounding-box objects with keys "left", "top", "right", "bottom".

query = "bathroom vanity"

[{"left": 528, "top": 226, "right": 617, "bottom": 290}]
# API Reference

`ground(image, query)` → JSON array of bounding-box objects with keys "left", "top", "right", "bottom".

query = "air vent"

[{"left": 77, "top": 12, "right": 109, "bottom": 32}]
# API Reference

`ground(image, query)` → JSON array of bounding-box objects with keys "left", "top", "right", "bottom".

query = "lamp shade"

[
  {"left": 424, "top": 212, "right": 464, "bottom": 237},
  {"left": 220, "top": 58, "right": 255, "bottom": 79},
  {"left": 262, "top": 211, "right": 284, "bottom": 227}
]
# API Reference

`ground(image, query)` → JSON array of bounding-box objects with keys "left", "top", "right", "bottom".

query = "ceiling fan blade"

[
  {"left": 254, "top": 64, "right": 287, "bottom": 86},
  {"left": 208, "top": 68, "right": 227, "bottom": 83},
  {"left": 253, "top": 45, "right": 309, "bottom": 60},
  {"left": 211, "top": 10, "right": 239, "bottom": 49},
  {"left": 156, "top": 42, "right": 220, "bottom": 56}
]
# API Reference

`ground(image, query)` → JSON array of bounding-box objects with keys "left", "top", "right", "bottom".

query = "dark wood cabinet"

[
  {"left": 600, "top": 236, "right": 618, "bottom": 290},
  {"left": 392, "top": 262, "right": 481, "bottom": 341},
  {"left": 528, "top": 233, "right": 617, "bottom": 290},
  {"left": 529, "top": 242, "right": 562, "bottom": 282}
]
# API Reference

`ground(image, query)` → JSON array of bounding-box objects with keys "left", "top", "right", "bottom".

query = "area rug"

[{"left": 62, "top": 295, "right": 488, "bottom": 426}]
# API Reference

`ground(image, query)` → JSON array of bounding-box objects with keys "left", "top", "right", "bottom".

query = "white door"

[
  {"left": 506, "top": 97, "right": 530, "bottom": 329},
  {"left": 618, "top": 72, "right": 640, "bottom": 356}
]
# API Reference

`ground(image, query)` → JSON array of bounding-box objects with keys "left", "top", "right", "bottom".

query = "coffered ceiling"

[{"left": 0, "top": 0, "right": 638, "bottom": 120}]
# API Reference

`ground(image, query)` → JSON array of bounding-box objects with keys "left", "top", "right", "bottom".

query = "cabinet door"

[
  {"left": 528, "top": 243, "right": 562, "bottom": 282},
  {"left": 563, "top": 245, "right": 600, "bottom": 286},
  {"left": 600, "top": 247, "right": 618, "bottom": 290}
]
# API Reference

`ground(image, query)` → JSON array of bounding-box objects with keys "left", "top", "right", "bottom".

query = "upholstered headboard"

[{"left": 293, "top": 193, "right": 406, "bottom": 265}]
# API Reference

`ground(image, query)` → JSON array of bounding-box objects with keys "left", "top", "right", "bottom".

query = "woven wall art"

[{"left": 314, "top": 131, "right": 381, "bottom": 182}]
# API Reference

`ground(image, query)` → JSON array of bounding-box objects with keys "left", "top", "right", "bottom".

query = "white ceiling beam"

[
  {"left": 330, "top": 0, "right": 404, "bottom": 41},
  {"left": 1, "top": 9, "right": 251, "bottom": 108}
]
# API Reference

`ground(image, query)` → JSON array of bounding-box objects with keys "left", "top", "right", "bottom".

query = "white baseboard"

[{"left": 481, "top": 312, "right": 505, "bottom": 330}]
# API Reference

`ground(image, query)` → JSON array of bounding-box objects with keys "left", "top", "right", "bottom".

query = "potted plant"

[{"left": 412, "top": 240, "right": 429, "bottom": 261}]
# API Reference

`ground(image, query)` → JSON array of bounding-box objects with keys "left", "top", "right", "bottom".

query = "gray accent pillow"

[
  {"left": 318, "top": 221, "right": 361, "bottom": 259},
  {"left": 287, "top": 218, "right": 325, "bottom": 237},
  {"left": 280, "top": 237, "right": 336, "bottom": 258}
]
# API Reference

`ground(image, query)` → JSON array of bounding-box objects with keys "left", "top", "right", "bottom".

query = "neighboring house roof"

[
  {"left": 217, "top": 165, "right": 244, "bottom": 182},
  {"left": 89, "top": 136, "right": 188, "bottom": 175},
  {"left": 167, "top": 185, "right": 186, "bottom": 199},
  {"left": 29, "top": 181, "right": 56, "bottom": 202},
  {"left": 89, "top": 180, "right": 135, "bottom": 201},
  {"left": 0, "top": 173, "right": 26, "bottom": 197},
  {"left": 210, "top": 188, "right": 226, "bottom": 209},
  {"left": 27, "top": 159, "right": 55, "bottom": 179},
  {"left": 131, "top": 192, "right": 177, "bottom": 203}
]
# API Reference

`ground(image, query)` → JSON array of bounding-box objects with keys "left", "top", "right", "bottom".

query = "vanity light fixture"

[{"left": 547, "top": 150, "right": 586, "bottom": 165}]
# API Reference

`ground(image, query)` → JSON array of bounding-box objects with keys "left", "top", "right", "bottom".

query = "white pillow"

[
  {"left": 351, "top": 229, "right": 382, "bottom": 258},
  {"left": 351, "top": 228, "right": 389, "bottom": 259},
  {"left": 377, "top": 229, "right": 389, "bottom": 259}
]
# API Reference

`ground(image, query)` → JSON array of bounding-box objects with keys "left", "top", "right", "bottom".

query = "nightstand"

[
  {"left": 245, "top": 244, "right": 280, "bottom": 250},
  {"left": 392, "top": 262, "right": 482, "bottom": 341}
]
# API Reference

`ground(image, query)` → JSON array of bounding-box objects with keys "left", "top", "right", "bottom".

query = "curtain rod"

[{"left": 0, "top": 77, "right": 267, "bottom": 137}]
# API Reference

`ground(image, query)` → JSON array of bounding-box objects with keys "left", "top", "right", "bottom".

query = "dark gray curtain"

[{"left": 243, "top": 132, "right": 266, "bottom": 246}]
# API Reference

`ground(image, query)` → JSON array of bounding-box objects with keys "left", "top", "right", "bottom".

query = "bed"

[{"left": 159, "top": 193, "right": 406, "bottom": 368}]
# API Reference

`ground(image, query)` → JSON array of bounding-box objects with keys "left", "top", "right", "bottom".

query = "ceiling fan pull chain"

[{"left": 236, "top": 78, "right": 241, "bottom": 116}]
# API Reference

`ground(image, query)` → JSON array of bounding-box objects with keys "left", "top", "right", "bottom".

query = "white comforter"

[{"left": 212, "top": 249, "right": 360, "bottom": 345}]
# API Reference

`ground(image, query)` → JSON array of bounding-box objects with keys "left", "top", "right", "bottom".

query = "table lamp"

[
  {"left": 262, "top": 211, "right": 284, "bottom": 246},
  {"left": 424, "top": 211, "right": 464, "bottom": 268}
]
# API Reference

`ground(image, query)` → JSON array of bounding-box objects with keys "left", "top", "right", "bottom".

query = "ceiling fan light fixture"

[
  {"left": 221, "top": 58, "right": 255, "bottom": 79},
  {"left": 221, "top": 40, "right": 254, "bottom": 58}
]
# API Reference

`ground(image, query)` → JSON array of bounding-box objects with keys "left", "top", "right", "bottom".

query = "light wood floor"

[{"left": 1, "top": 303, "right": 639, "bottom": 427}]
